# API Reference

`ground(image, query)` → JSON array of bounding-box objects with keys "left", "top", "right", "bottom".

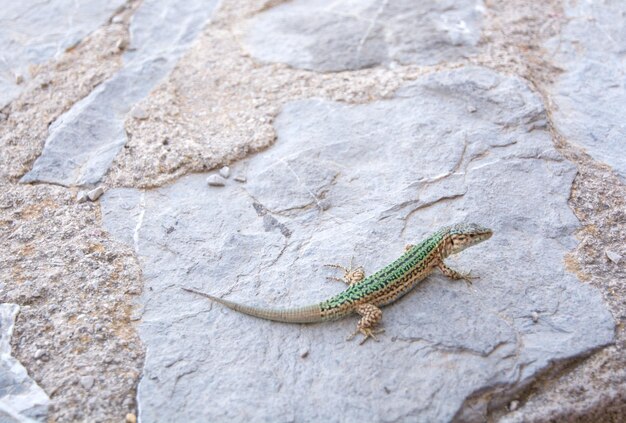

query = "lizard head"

[{"left": 444, "top": 223, "right": 492, "bottom": 255}]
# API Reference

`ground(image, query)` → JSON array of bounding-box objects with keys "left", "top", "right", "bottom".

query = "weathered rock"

[
  {"left": 101, "top": 67, "right": 614, "bottom": 422},
  {"left": 545, "top": 0, "right": 626, "bottom": 181},
  {"left": 606, "top": 250, "right": 622, "bottom": 264},
  {"left": 206, "top": 174, "right": 226, "bottom": 187},
  {"left": 242, "top": 0, "right": 484, "bottom": 72},
  {"left": 0, "top": 304, "right": 49, "bottom": 422},
  {"left": 0, "top": 0, "right": 125, "bottom": 108},
  {"left": 20, "top": 0, "right": 220, "bottom": 186},
  {"left": 219, "top": 166, "right": 231, "bottom": 179},
  {"left": 87, "top": 186, "right": 105, "bottom": 201}
]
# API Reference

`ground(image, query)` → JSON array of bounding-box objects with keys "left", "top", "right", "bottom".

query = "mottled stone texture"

[
  {"left": 0, "top": 0, "right": 125, "bottom": 109},
  {"left": 20, "top": 0, "right": 219, "bottom": 186},
  {"left": 101, "top": 67, "right": 614, "bottom": 422},
  {"left": 242, "top": 0, "right": 484, "bottom": 71},
  {"left": 0, "top": 304, "right": 49, "bottom": 422},
  {"left": 546, "top": 0, "right": 626, "bottom": 181}
]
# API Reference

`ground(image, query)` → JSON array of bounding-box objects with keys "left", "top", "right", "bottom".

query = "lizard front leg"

[
  {"left": 438, "top": 261, "right": 478, "bottom": 285},
  {"left": 347, "top": 304, "right": 384, "bottom": 345},
  {"left": 324, "top": 256, "right": 365, "bottom": 286}
]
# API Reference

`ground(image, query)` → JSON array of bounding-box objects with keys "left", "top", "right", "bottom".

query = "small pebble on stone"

[
  {"left": 76, "top": 191, "right": 89, "bottom": 203},
  {"left": 207, "top": 174, "right": 226, "bottom": 187},
  {"left": 234, "top": 175, "right": 247, "bottom": 183},
  {"left": 219, "top": 166, "right": 231, "bottom": 179},
  {"left": 467, "top": 105, "right": 477, "bottom": 113},
  {"left": 509, "top": 400, "right": 519, "bottom": 411},
  {"left": 531, "top": 311, "right": 539, "bottom": 323},
  {"left": 300, "top": 349, "right": 309, "bottom": 358},
  {"left": 125, "top": 413, "right": 137, "bottom": 423},
  {"left": 15, "top": 73, "right": 24, "bottom": 84},
  {"left": 606, "top": 250, "right": 622, "bottom": 264},
  {"left": 80, "top": 375, "right": 95, "bottom": 390},
  {"left": 131, "top": 106, "right": 148, "bottom": 120},
  {"left": 87, "top": 186, "right": 105, "bottom": 201},
  {"left": 112, "top": 15, "right": 124, "bottom": 24}
]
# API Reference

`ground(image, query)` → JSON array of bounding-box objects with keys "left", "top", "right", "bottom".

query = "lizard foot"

[
  {"left": 347, "top": 328, "right": 385, "bottom": 345},
  {"left": 324, "top": 256, "right": 365, "bottom": 286},
  {"left": 347, "top": 303, "right": 384, "bottom": 345}
]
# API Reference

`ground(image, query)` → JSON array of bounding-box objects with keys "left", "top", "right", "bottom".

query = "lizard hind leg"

[
  {"left": 347, "top": 304, "right": 384, "bottom": 345},
  {"left": 324, "top": 256, "right": 365, "bottom": 286}
]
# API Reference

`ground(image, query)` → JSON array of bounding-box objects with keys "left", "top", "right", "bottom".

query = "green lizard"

[{"left": 182, "top": 223, "right": 492, "bottom": 344}]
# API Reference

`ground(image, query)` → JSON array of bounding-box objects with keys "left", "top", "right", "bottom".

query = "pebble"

[
  {"left": 606, "top": 250, "right": 622, "bottom": 264},
  {"left": 87, "top": 186, "right": 105, "bottom": 201},
  {"left": 207, "top": 174, "right": 226, "bottom": 187},
  {"left": 509, "top": 400, "right": 519, "bottom": 411},
  {"left": 234, "top": 175, "right": 247, "bottom": 183},
  {"left": 467, "top": 104, "right": 477, "bottom": 113},
  {"left": 219, "top": 166, "right": 231, "bottom": 179},
  {"left": 531, "top": 311, "right": 539, "bottom": 323},
  {"left": 131, "top": 106, "right": 148, "bottom": 120},
  {"left": 80, "top": 375, "right": 95, "bottom": 390},
  {"left": 34, "top": 349, "right": 49, "bottom": 361},
  {"left": 15, "top": 73, "right": 24, "bottom": 84},
  {"left": 300, "top": 349, "right": 309, "bottom": 358},
  {"left": 76, "top": 191, "right": 89, "bottom": 203},
  {"left": 125, "top": 413, "right": 137, "bottom": 423},
  {"left": 112, "top": 15, "right": 124, "bottom": 24}
]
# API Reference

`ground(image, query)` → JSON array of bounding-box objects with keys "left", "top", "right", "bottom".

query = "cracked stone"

[
  {"left": 0, "top": 304, "right": 50, "bottom": 421},
  {"left": 101, "top": 67, "right": 614, "bottom": 422},
  {"left": 242, "top": 0, "right": 484, "bottom": 72},
  {"left": 545, "top": 1, "right": 626, "bottom": 181},
  {"left": 0, "top": 0, "right": 125, "bottom": 108},
  {"left": 20, "top": 0, "right": 220, "bottom": 186}
]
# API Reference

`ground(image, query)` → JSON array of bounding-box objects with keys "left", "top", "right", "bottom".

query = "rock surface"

[
  {"left": 20, "top": 0, "right": 219, "bottom": 186},
  {"left": 0, "top": 0, "right": 125, "bottom": 109},
  {"left": 0, "top": 304, "right": 49, "bottom": 422},
  {"left": 101, "top": 67, "right": 614, "bottom": 422},
  {"left": 242, "top": 0, "right": 485, "bottom": 72},
  {"left": 545, "top": 0, "right": 626, "bottom": 181}
]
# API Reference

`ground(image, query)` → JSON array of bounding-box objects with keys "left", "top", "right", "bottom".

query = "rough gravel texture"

[{"left": 1, "top": 0, "right": 624, "bottom": 421}]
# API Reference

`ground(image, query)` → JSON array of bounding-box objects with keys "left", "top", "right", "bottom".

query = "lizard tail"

[{"left": 181, "top": 287, "right": 324, "bottom": 323}]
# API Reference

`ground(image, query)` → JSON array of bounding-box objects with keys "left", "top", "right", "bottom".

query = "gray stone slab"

[
  {"left": 20, "top": 0, "right": 219, "bottom": 186},
  {"left": 242, "top": 0, "right": 484, "bottom": 72},
  {"left": 101, "top": 67, "right": 614, "bottom": 422},
  {"left": 545, "top": 0, "right": 626, "bottom": 181},
  {"left": 0, "top": 0, "right": 125, "bottom": 109},
  {"left": 0, "top": 304, "right": 49, "bottom": 422}
]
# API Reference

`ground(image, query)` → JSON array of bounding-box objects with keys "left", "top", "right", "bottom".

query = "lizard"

[{"left": 182, "top": 222, "right": 492, "bottom": 344}]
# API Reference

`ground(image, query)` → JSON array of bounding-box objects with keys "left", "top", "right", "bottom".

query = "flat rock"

[
  {"left": 242, "top": 0, "right": 484, "bottom": 71},
  {"left": 101, "top": 67, "right": 614, "bottom": 422},
  {"left": 545, "top": 0, "right": 626, "bottom": 181},
  {"left": 0, "top": 304, "right": 50, "bottom": 422},
  {"left": 20, "top": 0, "right": 219, "bottom": 186},
  {"left": 0, "top": 0, "right": 125, "bottom": 109}
]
